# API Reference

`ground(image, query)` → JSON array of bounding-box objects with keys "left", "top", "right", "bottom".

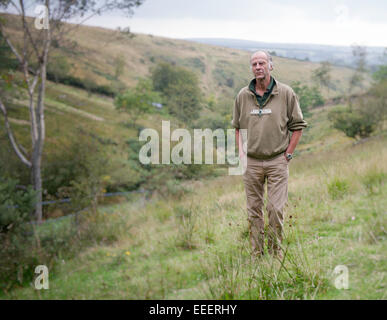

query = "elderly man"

[{"left": 232, "top": 50, "right": 307, "bottom": 258}]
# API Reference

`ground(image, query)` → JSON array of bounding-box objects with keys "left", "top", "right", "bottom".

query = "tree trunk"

[
  {"left": 32, "top": 152, "right": 43, "bottom": 223},
  {"left": 32, "top": 20, "right": 50, "bottom": 224}
]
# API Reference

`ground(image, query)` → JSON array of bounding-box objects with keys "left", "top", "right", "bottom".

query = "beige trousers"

[{"left": 243, "top": 153, "right": 289, "bottom": 255}]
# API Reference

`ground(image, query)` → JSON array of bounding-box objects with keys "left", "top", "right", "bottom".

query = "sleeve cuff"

[{"left": 288, "top": 121, "right": 307, "bottom": 132}]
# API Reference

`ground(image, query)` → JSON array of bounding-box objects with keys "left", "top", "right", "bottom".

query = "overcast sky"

[
  {"left": 80, "top": 0, "right": 386, "bottom": 47},
  {"left": 3, "top": 0, "right": 386, "bottom": 47}
]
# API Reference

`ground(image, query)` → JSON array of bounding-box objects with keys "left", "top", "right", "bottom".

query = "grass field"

[{"left": 3, "top": 115, "right": 386, "bottom": 299}]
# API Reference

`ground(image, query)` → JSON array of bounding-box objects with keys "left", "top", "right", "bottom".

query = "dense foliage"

[{"left": 151, "top": 62, "right": 202, "bottom": 124}]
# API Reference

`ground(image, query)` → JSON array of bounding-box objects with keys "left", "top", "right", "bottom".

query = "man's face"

[{"left": 250, "top": 53, "right": 271, "bottom": 81}]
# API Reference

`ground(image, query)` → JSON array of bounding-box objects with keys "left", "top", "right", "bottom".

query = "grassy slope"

[
  {"left": 2, "top": 78, "right": 180, "bottom": 191},
  {"left": 3, "top": 105, "right": 386, "bottom": 299},
  {"left": 2, "top": 12, "right": 368, "bottom": 101},
  {"left": 61, "top": 29, "right": 370, "bottom": 104},
  {"left": 61, "top": 23, "right": 369, "bottom": 99}
]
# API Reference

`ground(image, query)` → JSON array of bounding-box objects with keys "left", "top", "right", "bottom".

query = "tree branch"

[
  {"left": 0, "top": 98, "right": 32, "bottom": 168},
  {"left": 9, "top": 0, "right": 22, "bottom": 15},
  {"left": 19, "top": 0, "right": 42, "bottom": 60},
  {"left": 0, "top": 23, "right": 23, "bottom": 65}
]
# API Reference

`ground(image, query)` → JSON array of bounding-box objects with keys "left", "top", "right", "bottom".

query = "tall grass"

[{"left": 2, "top": 134, "right": 386, "bottom": 299}]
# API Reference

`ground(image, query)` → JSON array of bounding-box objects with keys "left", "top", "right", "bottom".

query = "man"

[{"left": 232, "top": 50, "right": 307, "bottom": 258}]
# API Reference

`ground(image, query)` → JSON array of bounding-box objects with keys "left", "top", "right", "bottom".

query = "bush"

[
  {"left": 0, "top": 175, "right": 126, "bottom": 291},
  {"left": 115, "top": 78, "right": 161, "bottom": 127},
  {"left": 0, "top": 133, "right": 30, "bottom": 185},
  {"left": 0, "top": 34, "right": 18, "bottom": 71},
  {"left": 327, "top": 178, "right": 349, "bottom": 200},
  {"left": 43, "top": 129, "right": 111, "bottom": 217},
  {"left": 291, "top": 81, "right": 325, "bottom": 116},
  {"left": 0, "top": 178, "right": 36, "bottom": 233},
  {"left": 47, "top": 55, "right": 71, "bottom": 83},
  {"left": 372, "top": 65, "right": 387, "bottom": 83},
  {"left": 46, "top": 73, "right": 117, "bottom": 97},
  {"left": 151, "top": 62, "right": 202, "bottom": 124},
  {"left": 0, "top": 206, "right": 124, "bottom": 292},
  {"left": 329, "top": 73, "right": 386, "bottom": 140},
  {"left": 328, "top": 103, "right": 381, "bottom": 140}
]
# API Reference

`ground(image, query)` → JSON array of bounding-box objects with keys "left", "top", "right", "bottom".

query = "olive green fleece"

[{"left": 232, "top": 78, "right": 307, "bottom": 160}]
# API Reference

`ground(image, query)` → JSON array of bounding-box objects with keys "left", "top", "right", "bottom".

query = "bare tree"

[
  {"left": 348, "top": 44, "right": 368, "bottom": 107},
  {"left": 312, "top": 61, "right": 332, "bottom": 95},
  {"left": 0, "top": 0, "right": 144, "bottom": 223}
]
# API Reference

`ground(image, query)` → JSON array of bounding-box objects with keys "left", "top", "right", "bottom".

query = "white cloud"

[
  {"left": 82, "top": 0, "right": 387, "bottom": 47},
  {"left": 120, "top": 16, "right": 386, "bottom": 47}
]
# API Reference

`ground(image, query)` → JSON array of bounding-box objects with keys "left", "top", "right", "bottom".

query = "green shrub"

[
  {"left": 0, "top": 178, "right": 36, "bottom": 233},
  {"left": 372, "top": 65, "right": 387, "bottom": 83},
  {"left": 0, "top": 204, "right": 125, "bottom": 291},
  {"left": 0, "top": 135, "right": 30, "bottom": 186},
  {"left": 291, "top": 81, "right": 325, "bottom": 116},
  {"left": 115, "top": 78, "right": 161, "bottom": 127},
  {"left": 0, "top": 34, "right": 18, "bottom": 71},
  {"left": 327, "top": 178, "right": 349, "bottom": 200},
  {"left": 46, "top": 73, "right": 117, "bottom": 97},
  {"left": 47, "top": 55, "right": 71, "bottom": 83},
  {"left": 43, "top": 129, "right": 111, "bottom": 217},
  {"left": 328, "top": 106, "right": 378, "bottom": 140},
  {"left": 151, "top": 62, "right": 202, "bottom": 124},
  {"left": 185, "top": 57, "right": 205, "bottom": 73},
  {"left": 328, "top": 78, "right": 386, "bottom": 140}
]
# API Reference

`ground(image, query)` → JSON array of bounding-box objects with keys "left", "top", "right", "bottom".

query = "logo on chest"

[{"left": 250, "top": 108, "right": 272, "bottom": 116}]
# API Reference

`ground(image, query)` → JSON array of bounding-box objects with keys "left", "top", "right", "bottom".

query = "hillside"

[
  {"left": 188, "top": 38, "right": 386, "bottom": 69},
  {"left": 1, "top": 13, "right": 369, "bottom": 101},
  {"left": 62, "top": 25, "right": 364, "bottom": 98}
]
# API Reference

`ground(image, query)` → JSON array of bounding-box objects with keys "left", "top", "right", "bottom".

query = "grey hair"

[{"left": 250, "top": 50, "right": 273, "bottom": 69}]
